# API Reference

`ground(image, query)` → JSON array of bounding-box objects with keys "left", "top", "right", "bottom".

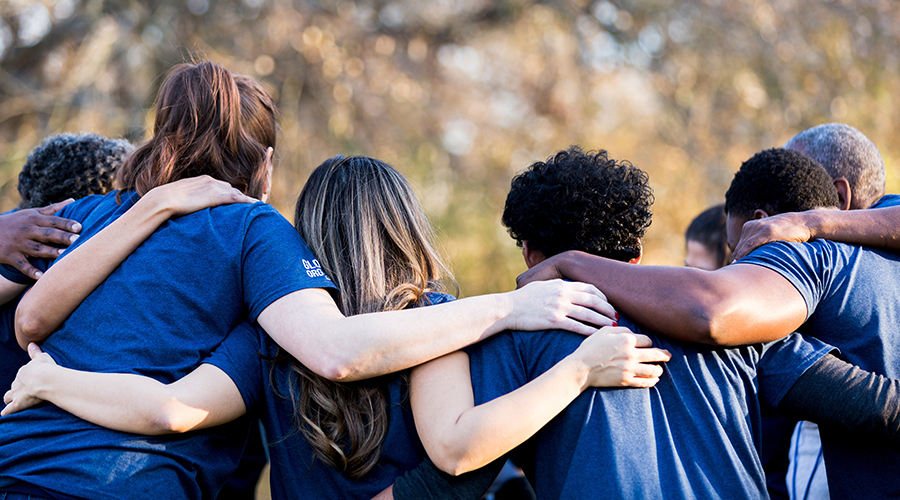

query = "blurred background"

[{"left": 1, "top": 0, "right": 899, "bottom": 296}]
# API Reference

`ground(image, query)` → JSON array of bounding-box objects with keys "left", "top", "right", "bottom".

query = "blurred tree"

[{"left": 1, "top": 0, "right": 898, "bottom": 295}]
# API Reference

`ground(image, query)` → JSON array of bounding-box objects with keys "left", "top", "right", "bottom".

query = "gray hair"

[{"left": 783, "top": 123, "right": 885, "bottom": 208}]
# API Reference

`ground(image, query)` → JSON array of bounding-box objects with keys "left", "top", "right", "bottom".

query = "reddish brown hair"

[{"left": 117, "top": 62, "right": 273, "bottom": 198}]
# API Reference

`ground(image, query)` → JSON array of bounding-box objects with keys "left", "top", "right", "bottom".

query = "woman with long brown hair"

[
  {"left": 0, "top": 60, "right": 657, "bottom": 499},
  {"left": 3, "top": 152, "right": 668, "bottom": 498}
]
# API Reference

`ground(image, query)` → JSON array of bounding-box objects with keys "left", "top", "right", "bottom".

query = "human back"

[
  {"left": 466, "top": 146, "right": 832, "bottom": 499},
  {"left": 0, "top": 62, "right": 332, "bottom": 500},
  {"left": 260, "top": 155, "right": 456, "bottom": 497},
  {"left": 468, "top": 320, "right": 828, "bottom": 499}
]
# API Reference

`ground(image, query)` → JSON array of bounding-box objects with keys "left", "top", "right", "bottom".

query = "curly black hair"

[
  {"left": 724, "top": 148, "right": 839, "bottom": 219},
  {"left": 18, "top": 133, "right": 134, "bottom": 209},
  {"left": 502, "top": 146, "right": 654, "bottom": 262}
]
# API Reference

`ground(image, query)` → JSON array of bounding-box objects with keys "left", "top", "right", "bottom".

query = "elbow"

[
  {"left": 427, "top": 439, "right": 479, "bottom": 476},
  {"left": 430, "top": 450, "right": 471, "bottom": 477},
  {"left": 144, "top": 402, "right": 201, "bottom": 435},
  {"left": 140, "top": 413, "right": 181, "bottom": 435},
  {"left": 315, "top": 355, "right": 359, "bottom": 382},
  {"left": 15, "top": 309, "right": 52, "bottom": 349},
  {"left": 683, "top": 299, "right": 739, "bottom": 346}
]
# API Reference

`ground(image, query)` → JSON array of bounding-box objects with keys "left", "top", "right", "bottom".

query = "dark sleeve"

[
  {"left": 777, "top": 352, "right": 900, "bottom": 446},
  {"left": 393, "top": 457, "right": 504, "bottom": 500}
]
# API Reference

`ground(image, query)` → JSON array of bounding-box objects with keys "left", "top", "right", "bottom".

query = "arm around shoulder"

[
  {"left": 2, "top": 345, "right": 247, "bottom": 434},
  {"left": 522, "top": 251, "right": 808, "bottom": 345}
]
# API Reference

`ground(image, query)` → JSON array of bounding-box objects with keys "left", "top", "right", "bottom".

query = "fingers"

[
  {"left": 633, "top": 346, "right": 672, "bottom": 363},
  {"left": 555, "top": 281, "right": 618, "bottom": 327},
  {"left": 32, "top": 213, "right": 82, "bottom": 235},
  {"left": 622, "top": 376, "right": 660, "bottom": 388},
  {"left": 7, "top": 253, "right": 45, "bottom": 280},
  {"left": 35, "top": 199, "right": 75, "bottom": 216},
  {"left": 556, "top": 318, "right": 605, "bottom": 336},
  {"left": 24, "top": 240, "right": 67, "bottom": 259},
  {"left": 732, "top": 238, "right": 756, "bottom": 261},
  {"left": 28, "top": 343, "right": 42, "bottom": 359}
]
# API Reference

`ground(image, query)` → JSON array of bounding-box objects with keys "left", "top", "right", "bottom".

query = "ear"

[
  {"left": 522, "top": 241, "right": 547, "bottom": 269},
  {"left": 753, "top": 209, "right": 770, "bottom": 220},
  {"left": 833, "top": 177, "right": 852, "bottom": 211},
  {"left": 262, "top": 147, "right": 274, "bottom": 202},
  {"left": 628, "top": 241, "right": 643, "bottom": 264}
]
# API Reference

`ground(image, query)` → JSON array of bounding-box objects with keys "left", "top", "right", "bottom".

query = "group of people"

[{"left": 0, "top": 60, "right": 898, "bottom": 500}]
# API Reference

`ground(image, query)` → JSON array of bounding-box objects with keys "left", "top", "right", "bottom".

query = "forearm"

[
  {"left": 777, "top": 353, "right": 900, "bottom": 445},
  {"left": 552, "top": 251, "right": 803, "bottom": 345},
  {"left": 432, "top": 357, "right": 586, "bottom": 475},
  {"left": 803, "top": 207, "right": 900, "bottom": 249},
  {"left": 15, "top": 194, "right": 172, "bottom": 348},
  {"left": 260, "top": 290, "right": 514, "bottom": 381},
  {"left": 25, "top": 364, "right": 193, "bottom": 434}
]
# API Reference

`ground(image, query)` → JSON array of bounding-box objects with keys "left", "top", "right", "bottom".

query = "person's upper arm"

[
  {"left": 162, "top": 322, "right": 265, "bottom": 432},
  {"left": 411, "top": 352, "right": 475, "bottom": 459},
  {"left": 739, "top": 240, "right": 830, "bottom": 323},
  {"left": 695, "top": 261, "right": 809, "bottom": 344},
  {"left": 163, "top": 363, "right": 248, "bottom": 430}
]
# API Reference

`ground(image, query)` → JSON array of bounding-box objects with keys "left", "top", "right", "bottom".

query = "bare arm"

[
  {"left": 517, "top": 251, "right": 808, "bottom": 346},
  {"left": 15, "top": 177, "right": 256, "bottom": 349},
  {"left": 2, "top": 344, "right": 245, "bottom": 434},
  {"left": 732, "top": 206, "right": 900, "bottom": 261},
  {"left": 410, "top": 327, "right": 671, "bottom": 475},
  {"left": 257, "top": 279, "right": 616, "bottom": 382}
]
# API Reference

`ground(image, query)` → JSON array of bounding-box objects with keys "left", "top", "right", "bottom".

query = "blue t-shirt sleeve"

[
  {"left": 757, "top": 333, "right": 836, "bottom": 407},
  {"left": 740, "top": 240, "right": 834, "bottom": 321},
  {"left": 240, "top": 204, "right": 337, "bottom": 321},
  {"left": 868, "top": 194, "right": 900, "bottom": 209},
  {"left": 203, "top": 321, "right": 265, "bottom": 411}
]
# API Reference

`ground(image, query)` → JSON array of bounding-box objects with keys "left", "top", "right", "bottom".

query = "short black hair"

[
  {"left": 502, "top": 146, "right": 653, "bottom": 262},
  {"left": 724, "top": 148, "right": 839, "bottom": 220},
  {"left": 18, "top": 133, "right": 133, "bottom": 209},
  {"left": 685, "top": 203, "right": 729, "bottom": 268}
]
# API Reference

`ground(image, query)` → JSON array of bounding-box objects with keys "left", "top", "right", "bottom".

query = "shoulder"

[
  {"left": 59, "top": 191, "right": 128, "bottom": 221},
  {"left": 208, "top": 201, "right": 289, "bottom": 226}
]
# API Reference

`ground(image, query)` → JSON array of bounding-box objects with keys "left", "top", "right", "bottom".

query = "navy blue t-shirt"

[
  {"left": 742, "top": 230, "right": 900, "bottom": 498},
  {"left": 466, "top": 320, "right": 831, "bottom": 500},
  {"left": 0, "top": 191, "right": 336, "bottom": 500},
  {"left": 0, "top": 298, "right": 26, "bottom": 391},
  {"left": 217, "top": 293, "right": 455, "bottom": 500},
  {"left": 0, "top": 208, "right": 29, "bottom": 391}
]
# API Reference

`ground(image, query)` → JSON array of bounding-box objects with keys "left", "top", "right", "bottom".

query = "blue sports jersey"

[
  {"left": 743, "top": 235, "right": 900, "bottom": 498},
  {"left": 217, "top": 293, "right": 456, "bottom": 500},
  {"left": 0, "top": 191, "right": 335, "bottom": 500},
  {"left": 466, "top": 320, "right": 831, "bottom": 500}
]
